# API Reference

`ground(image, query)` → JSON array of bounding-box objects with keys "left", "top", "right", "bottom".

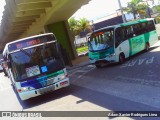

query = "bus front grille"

[{"left": 38, "top": 85, "right": 55, "bottom": 94}]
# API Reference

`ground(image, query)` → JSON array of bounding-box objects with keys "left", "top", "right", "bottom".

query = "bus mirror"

[
  {"left": 7, "top": 61, "right": 11, "bottom": 68},
  {"left": 87, "top": 37, "right": 90, "bottom": 42}
]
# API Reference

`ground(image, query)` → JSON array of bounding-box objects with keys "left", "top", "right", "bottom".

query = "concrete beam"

[
  {"left": 15, "top": 0, "right": 50, "bottom": 4},
  {"left": 10, "top": 29, "right": 28, "bottom": 33},
  {"left": 14, "top": 15, "right": 40, "bottom": 22},
  {"left": 17, "top": 1, "right": 52, "bottom": 11},
  {"left": 12, "top": 20, "right": 36, "bottom": 25},
  {"left": 11, "top": 26, "right": 29, "bottom": 31},
  {"left": 8, "top": 32, "right": 24, "bottom": 37},
  {"left": 12, "top": 22, "right": 32, "bottom": 27},
  {"left": 16, "top": 9, "right": 46, "bottom": 17}
]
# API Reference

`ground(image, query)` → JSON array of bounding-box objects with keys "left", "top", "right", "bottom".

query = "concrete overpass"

[{"left": 0, "top": 0, "right": 91, "bottom": 60}]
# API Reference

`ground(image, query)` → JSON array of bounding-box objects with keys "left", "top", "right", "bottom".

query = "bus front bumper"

[
  {"left": 90, "top": 54, "right": 118, "bottom": 64},
  {"left": 19, "top": 78, "right": 69, "bottom": 101}
]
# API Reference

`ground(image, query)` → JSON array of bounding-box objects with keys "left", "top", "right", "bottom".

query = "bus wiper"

[
  {"left": 88, "top": 41, "right": 93, "bottom": 51},
  {"left": 102, "top": 43, "right": 109, "bottom": 50},
  {"left": 20, "top": 48, "right": 39, "bottom": 64},
  {"left": 20, "top": 48, "right": 31, "bottom": 58}
]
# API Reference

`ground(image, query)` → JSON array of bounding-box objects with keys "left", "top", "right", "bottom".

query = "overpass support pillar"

[{"left": 46, "top": 20, "right": 78, "bottom": 65}]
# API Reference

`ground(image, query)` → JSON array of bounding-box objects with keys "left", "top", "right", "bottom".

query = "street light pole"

[{"left": 118, "top": 0, "right": 126, "bottom": 23}]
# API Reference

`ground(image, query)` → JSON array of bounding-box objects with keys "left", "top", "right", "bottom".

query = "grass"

[{"left": 76, "top": 46, "right": 88, "bottom": 54}]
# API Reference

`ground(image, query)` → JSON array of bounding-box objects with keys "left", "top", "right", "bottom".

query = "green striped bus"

[{"left": 88, "top": 18, "right": 158, "bottom": 68}]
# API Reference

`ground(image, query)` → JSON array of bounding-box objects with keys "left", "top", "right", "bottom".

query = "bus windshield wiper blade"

[{"left": 20, "top": 49, "right": 31, "bottom": 58}]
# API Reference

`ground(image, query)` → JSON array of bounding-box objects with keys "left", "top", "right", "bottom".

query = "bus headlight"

[
  {"left": 22, "top": 87, "right": 28, "bottom": 91},
  {"left": 61, "top": 75, "right": 65, "bottom": 80},
  {"left": 21, "top": 86, "right": 35, "bottom": 92},
  {"left": 108, "top": 53, "right": 115, "bottom": 58}
]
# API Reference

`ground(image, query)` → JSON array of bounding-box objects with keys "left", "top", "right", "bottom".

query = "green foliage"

[
  {"left": 123, "top": 0, "right": 149, "bottom": 19},
  {"left": 79, "top": 18, "right": 91, "bottom": 32},
  {"left": 68, "top": 17, "right": 81, "bottom": 36},
  {"left": 76, "top": 46, "right": 88, "bottom": 54},
  {"left": 68, "top": 17, "right": 92, "bottom": 36},
  {"left": 153, "top": 5, "right": 160, "bottom": 13}
]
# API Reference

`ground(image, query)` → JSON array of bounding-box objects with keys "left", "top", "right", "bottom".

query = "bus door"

[
  {"left": 129, "top": 24, "right": 145, "bottom": 56},
  {"left": 129, "top": 36, "right": 145, "bottom": 56},
  {"left": 115, "top": 27, "right": 130, "bottom": 58}
]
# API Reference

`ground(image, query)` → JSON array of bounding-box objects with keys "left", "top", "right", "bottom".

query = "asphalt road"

[{"left": 1, "top": 42, "right": 160, "bottom": 120}]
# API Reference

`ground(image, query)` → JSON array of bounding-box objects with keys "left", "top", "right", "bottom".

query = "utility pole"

[{"left": 118, "top": 0, "right": 126, "bottom": 23}]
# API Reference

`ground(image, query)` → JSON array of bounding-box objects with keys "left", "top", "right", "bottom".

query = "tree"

[
  {"left": 68, "top": 17, "right": 92, "bottom": 36},
  {"left": 123, "top": 0, "right": 149, "bottom": 19},
  {"left": 68, "top": 17, "right": 81, "bottom": 36},
  {"left": 152, "top": 5, "right": 160, "bottom": 13},
  {"left": 79, "top": 18, "right": 92, "bottom": 33},
  {"left": 138, "top": 3, "right": 149, "bottom": 18},
  {"left": 152, "top": 5, "right": 160, "bottom": 22}
]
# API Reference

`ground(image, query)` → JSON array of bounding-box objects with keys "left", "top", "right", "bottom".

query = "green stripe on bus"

[
  {"left": 89, "top": 47, "right": 114, "bottom": 60},
  {"left": 129, "top": 38, "right": 132, "bottom": 57},
  {"left": 129, "top": 35, "right": 146, "bottom": 56},
  {"left": 47, "top": 70, "right": 64, "bottom": 78},
  {"left": 120, "top": 19, "right": 148, "bottom": 27},
  {"left": 144, "top": 32, "right": 150, "bottom": 43}
]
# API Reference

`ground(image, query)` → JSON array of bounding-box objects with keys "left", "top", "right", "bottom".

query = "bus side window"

[
  {"left": 147, "top": 21, "right": 155, "bottom": 32},
  {"left": 140, "top": 22, "right": 147, "bottom": 33},
  {"left": 126, "top": 26, "right": 133, "bottom": 39},
  {"left": 133, "top": 24, "right": 141, "bottom": 36},
  {"left": 115, "top": 27, "right": 125, "bottom": 47}
]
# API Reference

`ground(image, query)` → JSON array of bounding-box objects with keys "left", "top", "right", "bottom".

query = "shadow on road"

[
  {"left": 18, "top": 84, "right": 160, "bottom": 112},
  {"left": 10, "top": 45, "right": 160, "bottom": 120}
]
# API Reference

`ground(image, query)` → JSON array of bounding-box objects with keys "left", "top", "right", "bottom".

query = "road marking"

[
  {"left": 67, "top": 66, "right": 87, "bottom": 73},
  {"left": 68, "top": 65, "right": 95, "bottom": 76},
  {"left": 69, "top": 66, "right": 96, "bottom": 80},
  {"left": 138, "top": 58, "right": 146, "bottom": 65},
  {"left": 120, "top": 57, "right": 155, "bottom": 68},
  {"left": 146, "top": 57, "right": 154, "bottom": 64},
  {"left": 77, "top": 66, "right": 95, "bottom": 79}
]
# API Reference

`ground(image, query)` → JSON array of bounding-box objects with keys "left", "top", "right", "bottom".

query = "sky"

[
  {"left": 71, "top": 0, "right": 159, "bottom": 21},
  {"left": 71, "top": 0, "right": 131, "bottom": 21}
]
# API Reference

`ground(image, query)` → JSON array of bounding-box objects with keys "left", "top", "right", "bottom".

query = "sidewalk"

[{"left": 66, "top": 56, "right": 90, "bottom": 71}]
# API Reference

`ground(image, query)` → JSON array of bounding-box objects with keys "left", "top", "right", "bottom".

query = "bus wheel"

[
  {"left": 11, "top": 83, "right": 16, "bottom": 90},
  {"left": 96, "top": 64, "right": 101, "bottom": 68},
  {"left": 145, "top": 43, "right": 150, "bottom": 51},
  {"left": 119, "top": 53, "right": 125, "bottom": 64}
]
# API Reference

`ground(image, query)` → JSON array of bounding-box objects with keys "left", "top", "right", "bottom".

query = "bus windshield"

[
  {"left": 10, "top": 42, "right": 65, "bottom": 81},
  {"left": 89, "top": 28, "right": 114, "bottom": 51}
]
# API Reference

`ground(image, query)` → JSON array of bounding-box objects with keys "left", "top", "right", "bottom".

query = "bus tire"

[
  {"left": 96, "top": 64, "right": 101, "bottom": 68},
  {"left": 119, "top": 53, "right": 125, "bottom": 64},
  {"left": 11, "top": 83, "right": 16, "bottom": 90},
  {"left": 145, "top": 42, "right": 150, "bottom": 51}
]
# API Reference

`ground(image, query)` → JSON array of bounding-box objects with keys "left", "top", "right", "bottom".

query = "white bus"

[
  {"left": 3, "top": 33, "right": 69, "bottom": 100},
  {"left": 88, "top": 18, "right": 158, "bottom": 68}
]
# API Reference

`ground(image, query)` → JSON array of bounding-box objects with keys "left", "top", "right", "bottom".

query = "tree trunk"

[{"left": 133, "top": 13, "right": 136, "bottom": 20}]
